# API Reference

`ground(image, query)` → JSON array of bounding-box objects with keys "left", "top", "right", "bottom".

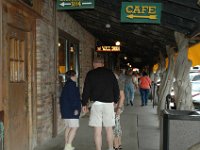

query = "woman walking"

[
  {"left": 139, "top": 71, "right": 151, "bottom": 106},
  {"left": 124, "top": 70, "right": 135, "bottom": 106}
]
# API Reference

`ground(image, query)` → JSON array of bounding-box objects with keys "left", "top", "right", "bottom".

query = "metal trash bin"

[{"left": 160, "top": 109, "right": 200, "bottom": 150}]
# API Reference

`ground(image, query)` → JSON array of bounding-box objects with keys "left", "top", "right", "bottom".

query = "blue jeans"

[
  {"left": 140, "top": 88, "right": 150, "bottom": 105},
  {"left": 125, "top": 83, "right": 134, "bottom": 105}
]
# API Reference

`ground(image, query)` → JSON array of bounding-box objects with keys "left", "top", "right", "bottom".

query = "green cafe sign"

[
  {"left": 57, "top": 0, "right": 94, "bottom": 10},
  {"left": 121, "top": 2, "right": 162, "bottom": 24}
]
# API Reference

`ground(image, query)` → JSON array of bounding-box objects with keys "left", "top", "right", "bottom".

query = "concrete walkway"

[{"left": 35, "top": 92, "right": 160, "bottom": 150}]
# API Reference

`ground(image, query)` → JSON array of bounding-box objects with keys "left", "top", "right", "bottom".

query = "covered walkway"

[{"left": 35, "top": 92, "right": 160, "bottom": 150}]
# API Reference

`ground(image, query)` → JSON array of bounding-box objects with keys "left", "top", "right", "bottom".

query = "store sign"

[
  {"left": 57, "top": 0, "right": 94, "bottom": 10},
  {"left": 121, "top": 2, "right": 161, "bottom": 24},
  {"left": 96, "top": 46, "right": 120, "bottom": 52}
]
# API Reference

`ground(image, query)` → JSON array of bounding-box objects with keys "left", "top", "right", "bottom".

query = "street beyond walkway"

[{"left": 35, "top": 92, "right": 160, "bottom": 150}]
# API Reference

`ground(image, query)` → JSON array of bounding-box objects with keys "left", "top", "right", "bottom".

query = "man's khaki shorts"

[
  {"left": 64, "top": 119, "right": 79, "bottom": 128},
  {"left": 89, "top": 101, "right": 115, "bottom": 127}
]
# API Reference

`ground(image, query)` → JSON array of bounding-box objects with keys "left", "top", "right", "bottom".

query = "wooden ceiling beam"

[
  {"left": 162, "top": 1, "right": 200, "bottom": 22},
  {"left": 68, "top": 0, "right": 200, "bottom": 68},
  {"left": 165, "top": 0, "right": 200, "bottom": 10},
  {"left": 161, "top": 13, "right": 196, "bottom": 35}
]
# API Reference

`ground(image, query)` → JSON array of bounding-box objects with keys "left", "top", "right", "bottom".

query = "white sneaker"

[{"left": 64, "top": 145, "right": 75, "bottom": 150}]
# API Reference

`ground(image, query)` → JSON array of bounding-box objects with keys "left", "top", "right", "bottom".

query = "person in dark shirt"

[
  {"left": 60, "top": 70, "right": 81, "bottom": 150},
  {"left": 82, "top": 57, "right": 119, "bottom": 150}
]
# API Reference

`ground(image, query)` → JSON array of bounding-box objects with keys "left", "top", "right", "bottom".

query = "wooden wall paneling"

[
  {"left": 2, "top": 1, "right": 37, "bottom": 149},
  {"left": 0, "top": 0, "right": 3, "bottom": 111}
]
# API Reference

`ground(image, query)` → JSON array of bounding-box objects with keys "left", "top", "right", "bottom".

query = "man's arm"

[
  {"left": 82, "top": 73, "right": 90, "bottom": 106},
  {"left": 113, "top": 74, "right": 120, "bottom": 104},
  {"left": 82, "top": 73, "right": 91, "bottom": 113}
]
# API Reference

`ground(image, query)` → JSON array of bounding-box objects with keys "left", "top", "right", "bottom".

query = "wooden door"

[{"left": 7, "top": 26, "right": 29, "bottom": 150}]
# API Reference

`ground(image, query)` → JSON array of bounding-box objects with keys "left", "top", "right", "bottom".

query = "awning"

[{"left": 188, "top": 43, "right": 200, "bottom": 67}]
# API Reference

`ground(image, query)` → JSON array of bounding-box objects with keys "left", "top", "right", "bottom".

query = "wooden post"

[
  {"left": 174, "top": 32, "right": 193, "bottom": 110},
  {"left": 188, "top": 142, "right": 200, "bottom": 150},
  {"left": 52, "top": 0, "right": 58, "bottom": 137},
  {"left": 158, "top": 46, "right": 175, "bottom": 112}
]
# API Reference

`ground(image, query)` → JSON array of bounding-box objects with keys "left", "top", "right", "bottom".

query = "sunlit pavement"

[{"left": 35, "top": 91, "right": 160, "bottom": 150}]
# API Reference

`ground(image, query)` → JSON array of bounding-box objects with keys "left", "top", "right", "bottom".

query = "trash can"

[{"left": 160, "top": 109, "right": 200, "bottom": 150}]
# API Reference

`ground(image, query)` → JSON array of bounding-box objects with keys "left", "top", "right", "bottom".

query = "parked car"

[
  {"left": 190, "top": 72, "right": 200, "bottom": 81},
  {"left": 155, "top": 74, "right": 200, "bottom": 109},
  {"left": 191, "top": 81, "right": 200, "bottom": 109},
  {"left": 190, "top": 65, "right": 200, "bottom": 73}
]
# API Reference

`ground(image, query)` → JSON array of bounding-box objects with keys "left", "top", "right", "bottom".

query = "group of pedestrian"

[
  {"left": 59, "top": 56, "right": 151, "bottom": 150},
  {"left": 60, "top": 57, "right": 124, "bottom": 150},
  {"left": 124, "top": 69, "right": 151, "bottom": 107}
]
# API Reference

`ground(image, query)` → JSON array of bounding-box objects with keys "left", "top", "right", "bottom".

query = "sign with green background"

[
  {"left": 57, "top": 0, "right": 94, "bottom": 10},
  {"left": 121, "top": 2, "right": 161, "bottom": 24}
]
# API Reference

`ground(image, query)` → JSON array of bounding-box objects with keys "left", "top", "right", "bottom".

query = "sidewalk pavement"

[{"left": 34, "top": 92, "right": 160, "bottom": 150}]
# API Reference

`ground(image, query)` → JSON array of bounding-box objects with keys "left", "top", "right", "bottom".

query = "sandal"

[{"left": 119, "top": 145, "right": 123, "bottom": 149}]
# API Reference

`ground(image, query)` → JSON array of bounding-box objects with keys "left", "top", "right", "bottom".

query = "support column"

[
  {"left": 174, "top": 32, "right": 193, "bottom": 110},
  {"left": 158, "top": 46, "right": 175, "bottom": 111}
]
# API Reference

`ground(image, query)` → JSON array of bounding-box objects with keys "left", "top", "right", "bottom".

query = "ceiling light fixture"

[
  {"left": 115, "top": 41, "right": 120, "bottom": 46},
  {"left": 105, "top": 23, "right": 111, "bottom": 28}
]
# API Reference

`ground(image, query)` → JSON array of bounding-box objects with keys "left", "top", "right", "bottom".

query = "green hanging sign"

[
  {"left": 57, "top": 0, "right": 94, "bottom": 10},
  {"left": 121, "top": 2, "right": 162, "bottom": 24}
]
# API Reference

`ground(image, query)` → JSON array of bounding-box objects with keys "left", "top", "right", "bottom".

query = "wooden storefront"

[
  {"left": 1, "top": 0, "right": 37, "bottom": 149},
  {"left": 0, "top": 0, "right": 95, "bottom": 150}
]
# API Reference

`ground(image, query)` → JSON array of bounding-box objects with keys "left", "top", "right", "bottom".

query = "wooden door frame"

[
  {"left": 4, "top": 25, "right": 32, "bottom": 150},
  {"left": 0, "top": 0, "right": 3, "bottom": 112},
  {"left": 2, "top": 2, "right": 36, "bottom": 150}
]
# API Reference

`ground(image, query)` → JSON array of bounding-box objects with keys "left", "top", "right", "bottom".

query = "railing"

[{"left": 0, "top": 121, "right": 4, "bottom": 150}]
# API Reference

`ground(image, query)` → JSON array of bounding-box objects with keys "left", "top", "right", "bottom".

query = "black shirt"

[{"left": 82, "top": 67, "right": 119, "bottom": 106}]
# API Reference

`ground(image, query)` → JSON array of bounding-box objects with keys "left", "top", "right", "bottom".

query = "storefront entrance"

[{"left": 2, "top": 3, "right": 34, "bottom": 149}]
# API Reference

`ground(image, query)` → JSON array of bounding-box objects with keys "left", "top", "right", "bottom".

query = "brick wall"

[
  {"left": 36, "top": 19, "right": 56, "bottom": 144},
  {"left": 57, "top": 12, "right": 95, "bottom": 90},
  {"left": 35, "top": 0, "right": 95, "bottom": 146}
]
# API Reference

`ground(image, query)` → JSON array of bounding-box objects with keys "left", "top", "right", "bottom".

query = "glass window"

[
  {"left": 192, "top": 75, "right": 200, "bottom": 81},
  {"left": 9, "top": 38, "right": 25, "bottom": 82},
  {"left": 58, "top": 31, "right": 79, "bottom": 85}
]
